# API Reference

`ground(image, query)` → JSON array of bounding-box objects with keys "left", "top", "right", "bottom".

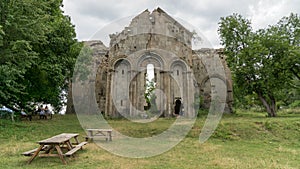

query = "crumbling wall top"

[{"left": 109, "top": 7, "right": 194, "bottom": 48}]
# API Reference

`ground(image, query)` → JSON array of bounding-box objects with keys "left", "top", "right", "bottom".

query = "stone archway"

[
  {"left": 111, "top": 59, "right": 131, "bottom": 117},
  {"left": 170, "top": 60, "right": 192, "bottom": 117},
  {"left": 129, "top": 53, "right": 165, "bottom": 117},
  {"left": 200, "top": 74, "right": 227, "bottom": 110}
]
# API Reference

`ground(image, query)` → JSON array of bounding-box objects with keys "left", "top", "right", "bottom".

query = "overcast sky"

[{"left": 63, "top": 0, "right": 300, "bottom": 48}]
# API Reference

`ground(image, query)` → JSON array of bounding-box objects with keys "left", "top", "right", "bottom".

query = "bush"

[
  {"left": 0, "top": 110, "right": 11, "bottom": 119},
  {"left": 289, "top": 100, "right": 300, "bottom": 108}
]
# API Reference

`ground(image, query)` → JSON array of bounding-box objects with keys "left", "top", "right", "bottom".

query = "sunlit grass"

[{"left": 0, "top": 109, "right": 299, "bottom": 169}]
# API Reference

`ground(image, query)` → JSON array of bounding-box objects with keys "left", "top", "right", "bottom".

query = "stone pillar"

[
  {"left": 161, "top": 70, "right": 171, "bottom": 117},
  {"left": 129, "top": 70, "right": 135, "bottom": 116},
  {"left": 130, "top": 70, "right": 141, "bottom": 117},
  {"left": 155, "top": 68, "right": 163, "bottom": 113},
  {"left": 186, "top": 71, "right": 195, "bottom": 117},
  {"left": 167, "top": 72, "right": 171, "bottom": 116},
  {"left": 139, "top": 70, "right": 146, "bottom": 113},
  {"left": 105, "top": 69, "right": 113, "bottom": 117},
  {"left": 182, "top": 71, "right": 188, "bottom": 117},
  {"left": 134, "top": 71, "right": 138, "bottom": 116}
]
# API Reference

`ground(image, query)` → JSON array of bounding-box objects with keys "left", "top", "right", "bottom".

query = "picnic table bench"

[
  {"left": 85, "top": 129, "right": 113, "bottom": 141},
  {"left": 22, "top": 133, "right": 87, "bottom": 165}
]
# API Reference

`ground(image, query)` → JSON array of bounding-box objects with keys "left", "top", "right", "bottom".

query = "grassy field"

[{"left": 0, "top": 109, "right": 300, "bottom": 169}]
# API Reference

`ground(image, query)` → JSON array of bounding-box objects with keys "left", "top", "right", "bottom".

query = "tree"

[
  {"left": 277, "top": 13, "right": 300, "bottom": 80},
  {"left": 0, "top": 25, "right": 3, "bottom": 45},
  {"left": 218, "top": 13, "right": 300, "bottom": 117},
  {"left": 1, "top": 0, "right": 40, "bottom": 110},
  {"left": 143, "top": 77, "right": 160, "bottom": 118},
  {"left": 144, "top": 78, "right": 156, "bottom": 110},
  {"left": 0, "top": 0, "right": 81, "bottom": 112}
]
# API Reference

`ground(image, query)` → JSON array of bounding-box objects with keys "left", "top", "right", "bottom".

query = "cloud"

[
  {"left": 249, "top": 0, "right": 300, "bottom": 30},
  {"left": 63, "top": 0, "right": 300, "bottom": 48}
]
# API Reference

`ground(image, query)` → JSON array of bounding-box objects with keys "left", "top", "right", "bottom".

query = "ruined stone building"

[{"left": 71, "top": 8, "right": 233, "bottom": 117}]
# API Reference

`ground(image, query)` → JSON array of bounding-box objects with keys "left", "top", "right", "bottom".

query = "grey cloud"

[{"left": 63, "top": 0, "right": 300, "bottom": 48}]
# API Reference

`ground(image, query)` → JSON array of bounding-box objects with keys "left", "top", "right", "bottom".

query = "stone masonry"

[{"left": 69, "top": 8, "right": 233, "bottom": 117}]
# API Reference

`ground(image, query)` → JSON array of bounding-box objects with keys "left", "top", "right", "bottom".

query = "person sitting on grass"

[
  {"left": 21, "top": 109, "right": 32, "bottom": 121},
  {"left": 39, "top": 105, "right": 47, "bottom": 120},
  {"left": 44, "top": 106, "right": 52, "bottom": 119}
]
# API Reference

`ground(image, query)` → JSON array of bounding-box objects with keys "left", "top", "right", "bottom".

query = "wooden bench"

[
  {"left": 22, "top": 148, "right": 40, "bottom": 157},
  {"left": 22, "top": 145, "right": 50, "bottom": 156},
  {"left": 64, "top": 141, "right": 88, "bottom": 157},
  {"left": 22, "top": 133, "right": 86, "bottom": 165},
  {"left": 86, "top": 129, "right": 113, "bottom": 141}
]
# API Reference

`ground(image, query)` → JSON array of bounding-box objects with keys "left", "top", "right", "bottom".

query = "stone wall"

[{"left": 68, "top": 8, "right": 233, "bottom": 116}]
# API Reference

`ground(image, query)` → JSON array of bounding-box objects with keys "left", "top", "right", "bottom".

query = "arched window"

[{"left": 146, "top": 64, "right": 154, "bottom": 81}]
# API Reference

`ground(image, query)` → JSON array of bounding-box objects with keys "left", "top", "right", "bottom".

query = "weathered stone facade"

[{"left": 74, "top": 8, "right": 233, "bottom": 117}]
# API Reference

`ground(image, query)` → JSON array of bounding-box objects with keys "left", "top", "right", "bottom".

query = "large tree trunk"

[
  {"left": 257, "top": 92, "right": 277, "bottom": 117},
  {"left": 269, "top": 94, "right": 276, "bottom": 117},
  {"left": 66, "top": 81, "right": 75, "bottom": 114}
]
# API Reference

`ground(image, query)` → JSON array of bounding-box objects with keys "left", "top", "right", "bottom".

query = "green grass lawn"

[{"left": 0, "top": 109, "right": 300, "bottom": 169}]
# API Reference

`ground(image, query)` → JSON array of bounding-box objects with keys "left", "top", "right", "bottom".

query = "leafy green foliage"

[
  {"left": 0, "top": 0, "right": 82, "bottom": 112},
  {"left": 144, "top": 78, "right": 159, "bottom": 116},
  {"left": 218, "top": 13, "right": 300, "bottom": 117},
  {"left": 144, "top": 79, "right": 156, "bottom": 107},
  {"left": 0, "top": 25, "right": 4, "bottom": 45},
  {"left": 72, "top": 45, "right": 93, "bottom": 83}
]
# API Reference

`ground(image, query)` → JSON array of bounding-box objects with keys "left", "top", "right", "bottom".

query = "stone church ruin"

[{"left": 69, "top": 8, "right": 233, "bottom": 117}]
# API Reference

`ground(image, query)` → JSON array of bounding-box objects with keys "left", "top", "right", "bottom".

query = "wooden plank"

[
  {"left": 22, "top": 148, "right": 39, "bottom": 156},
  {"left": 86, "top": 129, "right": 113, "bottom": 141},
  {"left": 64, "top": 147, "right": 81, "bottom": 157},
  {"left": 64, "top": 142, "right": 87, "bottom": 156},
  {"left": 76, "top": 141, "right": 88, "bottom": 148},
  {"left": 22, "top": 145, "right": 50, "bottom": 156},
  {"left": 55, "top": 145, "right": 67, "bottom": 165},
  {"left": 66, "top": 141, "right": 73, "bottom": 150},
  {"left": 38, "top": 154, "right": 60, "bottom": 157},
  {"left": 86, "top": 129, "right": 112, "bottom": 132},
  {"left": 106, "top": 130, "right": 112, "bottom": 141},
  {"left": 38, "top": 133, "right": 79, "bottom": 144},
  {"left": 27, "top": 144, "right": 45, "bottom": 164}
]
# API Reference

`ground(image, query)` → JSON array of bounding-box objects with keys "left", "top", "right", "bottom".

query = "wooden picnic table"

[
  {"left": 86, "top": 129, "right": 113, "bottom": 141},
  {"left": 22, "top": 133, "right": 87, "bottom": 165}
]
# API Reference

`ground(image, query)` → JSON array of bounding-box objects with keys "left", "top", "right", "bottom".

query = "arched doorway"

[
  {"left": 174, "top": 98, "right": 182, "bottom": 116},
  {"left": 170, "top": 60, "right": 189, "bottom": 116}
]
